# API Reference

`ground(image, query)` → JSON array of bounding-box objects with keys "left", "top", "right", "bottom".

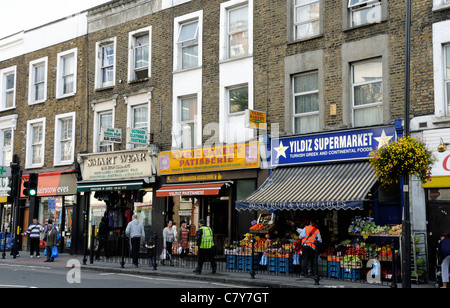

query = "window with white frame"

[
  {"left": 95, "top": 39, "right": 116, "bottom": 88},
  {"left": 54, "top": 113, "right": 75, "bottom": 165},
  {"left": 129, "top": 28, "right": 151, "bottom": 81},
  {"left": 348, "top": 0, "right": 381, "bottom": 27},
  {"left": 28, "top": 57, "right": 48, "bottom": 104},
  {"left": 180, "top": 97, "right": 198, "bottom": 149},
  {"left": 26, "top": 118, "right": 45, "bottom": 168},
  {"left": 227, "top": 4, "right": 249, "bottom": 59},
  {"left": 1, "top": 128, "right": 12, "bottom": 166},
  {"left": 177, "top": 20, "right": 199, "bottom": 69},
  {"left": 293, "top": 72, "right": 319, "bottom": 134},
  {"left": 1, "top": 67, "right": 16, "bottom": 110},
  {"left": 446, "top": 45, "right": 450, "bottom": 115},
  {"left": 98, "top": 111, "right": 113, "bottom": 153},
  {"left": 56, "top": 49, "right": 77, "bottom": 98},
  {"left": 351, "top": 58, "right": 383, "bottom": 127},
  {"left": 130, "top": 104, "right": 149, "bottom": 148},
  {"left": 229, "top": 86, "right": 248, "bottom": 114},
  {"left": 294, "top": 0, "right": 320, "bottom": 40}
]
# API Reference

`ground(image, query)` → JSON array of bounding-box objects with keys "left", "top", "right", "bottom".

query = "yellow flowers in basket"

[{"left": 368, "top": 135, "right": 436, "bottom": 186}]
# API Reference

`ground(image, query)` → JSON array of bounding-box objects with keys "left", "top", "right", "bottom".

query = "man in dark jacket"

[{"left": 96, "top": 217, "right": 109, "bottom": 260}]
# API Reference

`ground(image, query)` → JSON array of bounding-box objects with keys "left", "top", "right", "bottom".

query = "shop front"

[
  {"left": 19, "top": 171, "right": 78, "bottom": 253},
  {"left": 421, "top": 128, "right": 450, "bottom": 279},
  {"left": 77, "top": 148, "right": 157, "bottom": 256},
  {"left": 156, "top": 142, "right": 261, "bottom": 251},
  {"left": 235, "top": 125, "right": 405, "bottom": 282},
  {"left": 0, "top": 177, "right": 12, "bottom": 251}
]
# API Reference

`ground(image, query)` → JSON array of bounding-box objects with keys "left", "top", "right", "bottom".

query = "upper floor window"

[
  {"left": 26, "top": 118, "right": 45, "bottom": 168},
  {"left": 294, "top": 0, "right": 320, "bottom": 40},
  {"left": 0, "top": 66, "right": 16, "bottom": 110},
  {"left": 56, "top": 49, "right": 77, "bottom": 98},
  {"left": 95, "top": 38, "right": 116, "bottom": 89},
  {"left": 129, "top": 27, "right": 151, "bottom": 81},
  {"left": 180, "top": 96, "right": 198, "bottom": 149},
  {"left": 445, "top": 45, "right": 450, "bottom": 115},
  {"left": 293, "top": 72, "right": 319, "bottom": 134},
  {"left": 229, "top": 85, "right": 248, "bottom": 115},
  {"left": 228, "top": 5, "right": 249, "bottom": 59},
  {"left": 351, "top": 58, "right": 383, "bottom": 127},
  {"left": 348, "top": 0, "right": 381, "bottom": 27},
  {"left": 98, "top": 111, "right": 114, "bottom": 153},
  {"left": 28, "top": 57, "right": 48, "bottom": 104},
  {"left": 177, "top": 21, "right": 199, "bottom": 69},
  {"left": 54, "top": 112, "right": 75, "bottom": 166},
  {"left": 1, "top": 128, "right": 12, "bottom": 166}
]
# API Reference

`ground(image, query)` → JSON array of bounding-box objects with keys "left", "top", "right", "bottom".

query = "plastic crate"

[
  {"left": 328, "top": 261, "right": 342, "bottom": 279},
  {"left": 342, "top": 268, "right": 360, "bottom": 281}
]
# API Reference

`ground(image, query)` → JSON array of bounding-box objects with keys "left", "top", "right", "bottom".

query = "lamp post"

[{"left": 401, "top": 0, "right": 412, "bottom": 289}]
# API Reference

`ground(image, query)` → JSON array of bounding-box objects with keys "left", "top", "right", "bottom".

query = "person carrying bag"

[{"left": 44, "top": 224, "right": 58, "bottom": 262}]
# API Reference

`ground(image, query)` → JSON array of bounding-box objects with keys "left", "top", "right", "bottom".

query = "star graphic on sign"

[
  {"left": 374, "top": 129, "right": 394, "bottom": 148},
  {"left": 274, "top": 141, "right": 289, "bottom": 159}
]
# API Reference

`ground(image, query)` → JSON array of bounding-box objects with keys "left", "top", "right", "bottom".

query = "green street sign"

[{"left": 0, "top": 166, "right": 11, "bottom": 178}]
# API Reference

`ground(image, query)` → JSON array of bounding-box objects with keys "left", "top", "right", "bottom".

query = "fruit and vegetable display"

[{"left": 348, "top": 216, "right": 401, "bottom": 236}]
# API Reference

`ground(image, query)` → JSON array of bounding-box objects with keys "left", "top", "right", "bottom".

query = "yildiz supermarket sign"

[{"left": 271, "top": 125, "right": 396, "bottom": 167}]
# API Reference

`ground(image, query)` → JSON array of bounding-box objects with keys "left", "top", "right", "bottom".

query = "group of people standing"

[
  {"left": 22, "top": 218, "right": 59, "bottom": 262},
  {"left": 123, "top": 216, "right": 216, "bottom": 274}
]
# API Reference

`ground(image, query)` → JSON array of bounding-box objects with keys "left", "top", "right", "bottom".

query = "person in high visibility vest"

[
  {"left": 299, "top": 220, "right": 322, "bottom": 277},
  {"left": 193, "top": 219, "right": 217, "bottom": 274}
]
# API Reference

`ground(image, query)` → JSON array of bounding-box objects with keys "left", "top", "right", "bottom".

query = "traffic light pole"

[{"left": 10, "top": 155, "right": 21, "bottom": 258}]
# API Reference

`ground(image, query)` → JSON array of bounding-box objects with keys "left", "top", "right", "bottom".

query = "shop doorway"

[
  {"left": 426, "top": 189, "right": 450, "bottom": 279},
  {"left": 209, "top": 197, "right": 228, "bottom": 254}
]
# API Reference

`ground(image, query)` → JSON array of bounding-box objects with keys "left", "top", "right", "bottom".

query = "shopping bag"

[
  {"left": 293, "top": 253, "right": 300, "bottom": 265},
  {"left": 44, "top": 247, "right": 48, "bottom": 256},
  {"left": 260, "top": 253, "right": 267, "bottom": 265},
  {"left": 160, "top": 248, "right": 167, "bottom": 260},
  {"left": 51, "top": 246, "right": 59, "bottom": 258}
]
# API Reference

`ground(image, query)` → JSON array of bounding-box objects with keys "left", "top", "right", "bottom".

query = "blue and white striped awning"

[{"left": 236, "top": 162, "right": 377, "bottom": 211}]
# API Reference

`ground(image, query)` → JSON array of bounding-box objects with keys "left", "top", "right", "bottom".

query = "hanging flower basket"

[{"left": 368, "top": 135, "right": 436, "bottom": 187}]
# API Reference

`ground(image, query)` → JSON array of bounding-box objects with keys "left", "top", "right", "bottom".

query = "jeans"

[
  {"left": 131, "top": 237, "right": 140, "bottom": 266},
  {"left": 30, "top": 237, "right": 40, "bottom": 256},
  {"left": 442, "top": 255, "right": 450, "bottom": 283}
]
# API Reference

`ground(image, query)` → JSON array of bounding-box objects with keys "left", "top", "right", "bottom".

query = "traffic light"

[{"left": 23, "top": 173, "right": 38, "bottom": 197}]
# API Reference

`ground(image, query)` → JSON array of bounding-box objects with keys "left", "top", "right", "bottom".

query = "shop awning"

[
  {"left": 156, "top": 181, "right": 232, "bottom": 197},
  {"left": 77, "top": 179, "right": 146, "bottom": 192},
  {"left": 235, "top": 162, "right": 377, "bottom": 211}
]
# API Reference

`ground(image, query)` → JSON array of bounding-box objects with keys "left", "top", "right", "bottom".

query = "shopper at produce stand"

[
  {"left": 439, "top": 233, "right": 450, "bottom": 288},
  {"left": 299, "top": 220, "right": 322, "bottom": 277},
  {"left": 193, "top": 219, "right": 217, "bottom": 275}
]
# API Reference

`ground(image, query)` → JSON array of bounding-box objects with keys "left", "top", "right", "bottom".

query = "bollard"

[
  {"left": 314, "top": 240, "right": 320, "bottom": 285},
  {"left": 153, "top": 232, "right": 158, "bottom": 270},
  {"left": 250, "top": 237, "right": 256, "bottom": 279},
  {"left": 120, "top": 233, "right": 126, "bottom": 268},
  {"left": 390, "top": 239, "right": 397, "bottom": 288},
  {"left": 90, "top": 225, "right": 95, "bottom": 264}
]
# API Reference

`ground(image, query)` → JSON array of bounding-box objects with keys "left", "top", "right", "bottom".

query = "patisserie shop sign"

[
  {"left": 271, "top": 126, "right": 396, "bottom": 166},
  {"left": 80, "top": 149, "right": 153, "bottom": 181}
]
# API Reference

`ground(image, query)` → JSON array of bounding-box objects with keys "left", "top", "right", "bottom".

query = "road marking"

[
  {"left": 0, "top": 263, "right": 51, "bottom": 270},
  {"left": 0, "top": 284, "right": 37, "bottom": 288}
]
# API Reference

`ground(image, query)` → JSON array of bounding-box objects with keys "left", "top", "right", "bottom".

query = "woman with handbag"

[
  {"left": 162, "top": 220, "right": 175, "bottom": 266},
  {"left": 44, "top": 224, "right": 58, "bottom": 262}
]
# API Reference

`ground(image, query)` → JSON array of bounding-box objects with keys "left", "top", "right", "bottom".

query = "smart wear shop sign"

[{"left": 271, "top": 126, "right": 396, "bottom": 167}]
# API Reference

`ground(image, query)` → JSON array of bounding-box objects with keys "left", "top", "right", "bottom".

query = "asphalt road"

[{"left": 0, "top": 262, "right": 252, "bottom": 289}]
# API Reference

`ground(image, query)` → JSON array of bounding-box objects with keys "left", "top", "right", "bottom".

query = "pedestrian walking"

[
  {"left": 193, "top": 219, "right": 216, "bottom": 275},
  {"left": 22, "top": 218, "right": 43, "bottom": 258},
  {"left": 299, "top": 219, "right": 322, "bottom": 277},
  {"left": 44, "top": 224, "right": 58, "bottom": 262},
  {"left": 439, "top": 233, "right": 450, "bottom": 288},
  {"left": 162, "top": 220, "right": 175, "bottom": 266},
  {"left": 125, "top": 214, "right": 145, "bottom": 268},
  {"left": 95, "top": 217, "right": 109, "bottom": 260},
  {"left": 177, "top": 220, "right": 190, "bottom": 267}
]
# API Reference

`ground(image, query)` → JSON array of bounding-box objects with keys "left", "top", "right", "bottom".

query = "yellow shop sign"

[{"left": 158, "top": 142, "right": 259, "bottom": 175}]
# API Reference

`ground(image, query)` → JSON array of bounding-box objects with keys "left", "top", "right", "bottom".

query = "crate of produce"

[
  {"left": 342, "top": 268, "right": 361, "bottom": 281},
  {"left": 226, "top": 254, "right": 237, "bottom": 270},
  {"left": 328, "top": 261, "right": 342, "bottom": 279}
]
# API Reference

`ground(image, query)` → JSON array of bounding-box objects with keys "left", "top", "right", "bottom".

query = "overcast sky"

[{"left": 0, "top": 0, "right": 112, "bottom": 39}]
